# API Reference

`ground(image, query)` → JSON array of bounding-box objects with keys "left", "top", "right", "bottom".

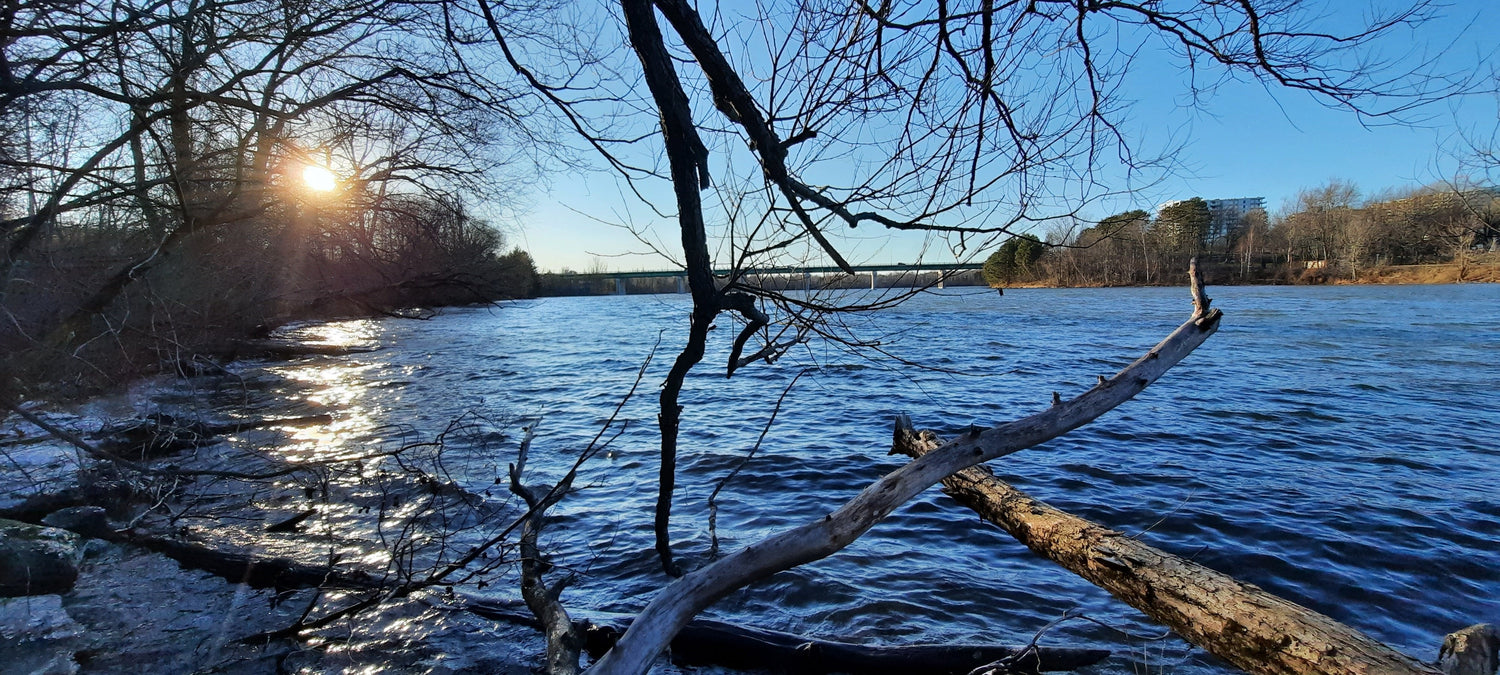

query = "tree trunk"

[
  {"left": 619, "top": 0, "right": 721, "bottom": 576},
  {"left": 892, "top": 419, "right": 1442, "bottom": 675}
]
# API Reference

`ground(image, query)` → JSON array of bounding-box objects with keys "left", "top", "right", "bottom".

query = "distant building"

[
  {"left": 1204, "top": 197, "right": 1265, "bottom": 246},
  {"left": 1156, "top": 196, "right": 1266, "bottom": 250}
]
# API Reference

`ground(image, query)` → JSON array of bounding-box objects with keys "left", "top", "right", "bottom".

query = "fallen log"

[
  {"left": 891, "top": 417, "right": 1442, "bottom": 675},
  {"left": 458, "top": 600, "right": 1110, "bottom": 675},
  {"left": 48, "top": 518, "right": 1099, "bottom": 675},
  {"left": 101, "top": 527, "right": 377, "bottom": 591},
  {"left": 589, "top": 261, "right": 1222, "bottom": 674},
  {"left": 584, "top": 618, "right": 1109, "bottom": 674}
]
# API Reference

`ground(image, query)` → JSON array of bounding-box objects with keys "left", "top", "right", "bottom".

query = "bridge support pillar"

[
  {"left": 676, "top": 276, "right": 685, "bottom": 294},
  {"left": 804, "top": 271, "right": 812, "bottom": 292},
  {"left": 615, "top": 277, "right": 626, "bottom": 296},
  {"left": 937, "top": 273, "right": 945, "bottom": 290},
  {"left": 870, "top": 270, "right": 878, "bottom": 290}
]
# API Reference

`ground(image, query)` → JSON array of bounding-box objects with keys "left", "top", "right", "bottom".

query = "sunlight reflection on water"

[
  {"left": 296, "top": 318, "right": 381, "bottom": 347},
  {"left": 224, "top": 285, "right": 1500, "bottom": 674}
]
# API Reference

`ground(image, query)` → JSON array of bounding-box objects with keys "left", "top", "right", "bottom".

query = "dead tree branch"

[
  {"left": 890, "top": 418, "right": 1441, "bottom": 675},
  {"left": 509, "top": 420, "right": 585, "bottom": 675},
  {"left": 588, "top": 266, "right": 1222, "bottom": 673}
]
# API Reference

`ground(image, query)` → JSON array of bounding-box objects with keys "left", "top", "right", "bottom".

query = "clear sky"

[{"left": 507, "top": 2, "right": 1499, "bottom": 273}]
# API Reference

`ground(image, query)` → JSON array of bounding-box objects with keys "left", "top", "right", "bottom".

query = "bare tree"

[
  {"left": 0, "top": 0, "right": 546, "bottom": 396},
  {"left": 473, "top": 0, "right": 1477, "bottom": 671}
]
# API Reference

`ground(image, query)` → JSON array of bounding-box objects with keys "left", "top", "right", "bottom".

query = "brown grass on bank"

[
  {"left": 992, "top": 254, "right": 1500, "bottom": 290},
  {"left": 1344, "top": 258, "right": 1500, "bottom": 285}
]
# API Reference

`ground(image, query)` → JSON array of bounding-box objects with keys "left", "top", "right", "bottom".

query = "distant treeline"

[
  {"left": 984, "top": 183, "right": 1500, "bottom": 287},
  {"left": 3, "top": 190, "right": 538, "bottom": 393},
  {"left": 0, "top": 0, "right": 547, "bottom": 397}
]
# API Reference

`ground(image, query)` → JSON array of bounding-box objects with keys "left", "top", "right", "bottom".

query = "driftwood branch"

[
  {"left": 891, "top": 420, "right": 1443, "bottom": 675},
  {"left": 589, "top": 269, "right": 1222, "bottom": 673},
  {"left": 44, "top": 512, "right": 1097, "bottom": 675},
  {"left": 508, "top": 421, "right": 586, "bottom": 675}
]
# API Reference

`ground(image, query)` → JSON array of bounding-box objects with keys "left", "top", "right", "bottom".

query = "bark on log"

[
  {"left": 91, "top": 413, "right": 334, "bottom": 458},
  {"left": 891, "top": 419, "right": 1441, "bottom": 675}
]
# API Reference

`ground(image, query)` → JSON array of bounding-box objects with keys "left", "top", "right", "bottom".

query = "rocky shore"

[{"left": 0, "top": 364, "right": 548, "bottom": 674}]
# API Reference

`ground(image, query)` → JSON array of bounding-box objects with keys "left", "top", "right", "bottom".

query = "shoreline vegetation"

[
  {"left": 999, "top": 257, "right": 1500, "bottom": 289},
  {"left": 535, "top": 255, "right": 1500, "bottom": 298},
  {"left": 1, "top": 203, "right": 540, "bottom": 400}
]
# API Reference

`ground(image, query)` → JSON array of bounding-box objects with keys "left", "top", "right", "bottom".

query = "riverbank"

[
  {"left": 0, "top": 363, "right": 551, "bottom": 674},
  {"left": 1342, "top": 261, "right": 1500, "bottom": 284},
  {"left": 6, "top": 285, "right": 1498, "bottom": 674},
  {"left": 998, "top": 258, "right": 1500, "bottom": 289}
]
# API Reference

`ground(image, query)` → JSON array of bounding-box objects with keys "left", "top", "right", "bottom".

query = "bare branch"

[{"left": 590, "top": 266, "right": 1222, "bottom": 673}]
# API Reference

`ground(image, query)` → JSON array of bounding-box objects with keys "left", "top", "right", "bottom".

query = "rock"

[
  {"left": 0, "top": 519, "right": 85, "bottom": 597},
  {"left": 0, "top": 594, "right": 82, "bottom": 674},
  {"left": 1440, "top": 624, "right": 1500, "bottom": 675},
  {"left": 0, "top": 595, "right": 80, "bottom": 642},
  {"left": 41, "top": 507, "right": 111, "bottom": 539}
]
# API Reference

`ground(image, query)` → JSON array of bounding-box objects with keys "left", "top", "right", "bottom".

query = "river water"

[{"left": 148, "top": 284, "right": 1500, "bottom": 671}]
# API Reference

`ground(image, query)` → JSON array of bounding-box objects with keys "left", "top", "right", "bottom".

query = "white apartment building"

[{"left": 1156, "top": 196, "right": 1266, "bottom": 249}]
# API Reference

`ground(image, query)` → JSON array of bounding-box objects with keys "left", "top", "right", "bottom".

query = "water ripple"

[{"left": 217, "top": 284, "right": 1500, "bottom": 671}]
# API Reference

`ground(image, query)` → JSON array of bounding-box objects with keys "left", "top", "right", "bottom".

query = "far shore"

[{"left": 997, "top": 260, "right": 1499, "bottom": 290}]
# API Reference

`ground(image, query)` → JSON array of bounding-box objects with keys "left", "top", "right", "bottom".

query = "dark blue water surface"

[{"left": 263, "top": 284, "right": 1499, "bottom": 672}]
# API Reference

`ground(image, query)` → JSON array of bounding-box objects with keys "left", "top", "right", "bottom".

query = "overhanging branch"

[{"left": 589, "top": 264, "right": 1222, "bottom": 673}]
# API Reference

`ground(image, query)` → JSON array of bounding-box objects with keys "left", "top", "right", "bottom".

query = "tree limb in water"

[
  {"left": 509, "top": 420, "right": 585, "bottom": 675},
  {"left": 589, "top": 264, "right": 1222, "bottom": 674},
  {"left": 891, "top": 418, "right": 1442, "bottom": 675}
]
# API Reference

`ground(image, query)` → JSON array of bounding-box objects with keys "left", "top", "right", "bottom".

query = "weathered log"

[
  {"left": 201, "top": 414, "right": 335, "bottom": 435},
  {"left": 891, "top": 418, "right": 1441, "bottom": 675},
  {"left": 589, "top": 262, "right": 1222, "bottom": 674},
  {"left": 92, "top": 412, "right": 214, "bottom": 456},
  {"left": 264, "top": 508, "right": 317, "bottom": 533},
  {"left": 39, "top": 518, "right": 1097, "bottom": 675},
  {"left": 460, "top": 598, "right": 1107, "bottom": 674},
  {"left": 108, "top": 528, "right": 375, "bottom": 591}
]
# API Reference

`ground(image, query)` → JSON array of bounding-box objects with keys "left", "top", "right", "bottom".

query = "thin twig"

[{"left": 707, "top": 368, "right": 811, "bottom": 557}]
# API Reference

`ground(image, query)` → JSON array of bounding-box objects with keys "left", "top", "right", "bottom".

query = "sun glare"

[{"left": 303, "top": 165, "right": 337, "bottom": 192}]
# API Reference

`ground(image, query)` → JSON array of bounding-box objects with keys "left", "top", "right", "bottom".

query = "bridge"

[{"left": 560, "top": 262, "right": 985, "bottom": 295}]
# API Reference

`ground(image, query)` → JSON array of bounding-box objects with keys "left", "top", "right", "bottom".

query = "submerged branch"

[{"left": 891, "top": 419, "right": 1441, "bottom": 675}]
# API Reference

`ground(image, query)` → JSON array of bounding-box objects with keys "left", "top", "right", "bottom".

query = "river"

[{"left": 94, "top": 284, "right": 1500, "bottom": 672}]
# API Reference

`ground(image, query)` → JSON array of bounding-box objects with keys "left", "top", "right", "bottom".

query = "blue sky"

[{"left": 508, "top": 2, "right": 1498, "bottom": 273}]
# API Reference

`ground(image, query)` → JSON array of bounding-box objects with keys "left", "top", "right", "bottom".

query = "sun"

[{"left": 302, "top": 164, "right": 338, "bottom": 192}]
